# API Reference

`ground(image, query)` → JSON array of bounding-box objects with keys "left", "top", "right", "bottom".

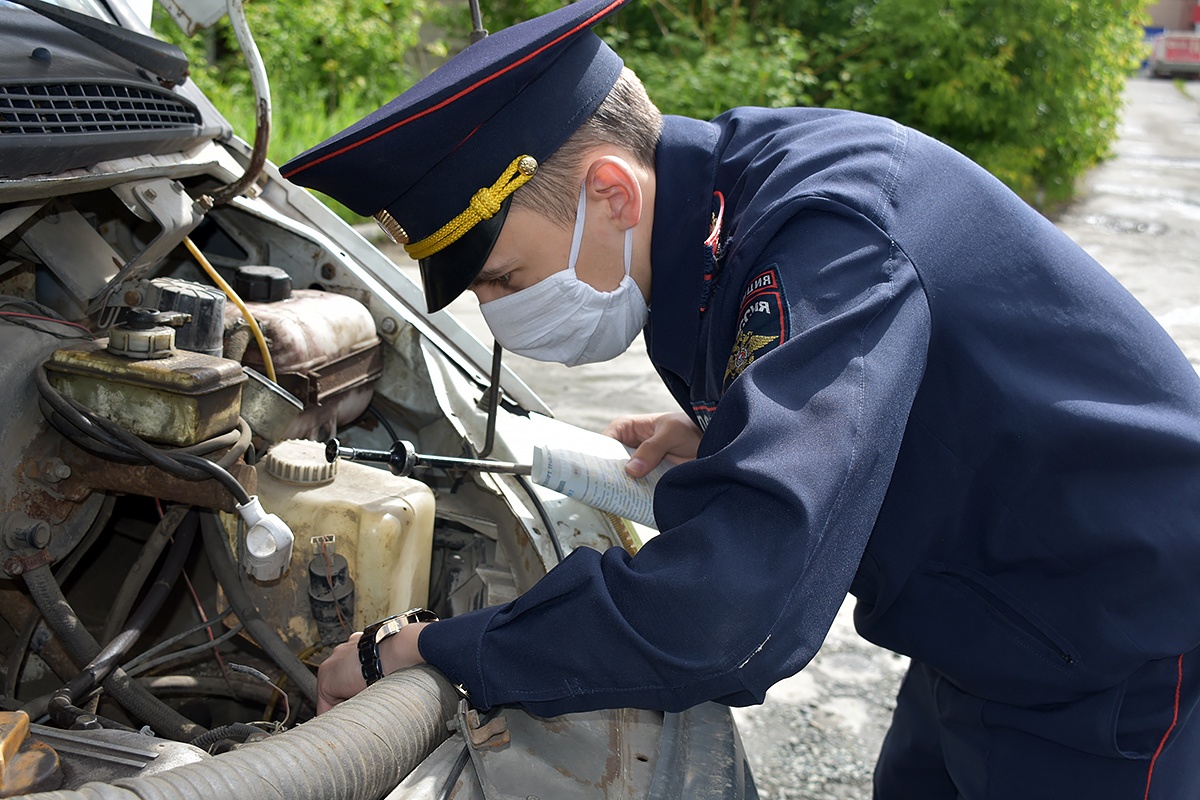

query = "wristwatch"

[{"left": 358, "top": 607, "right": 439, "bottom": 685}]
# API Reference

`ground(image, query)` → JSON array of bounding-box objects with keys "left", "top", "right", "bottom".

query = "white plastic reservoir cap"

[{"left": 262, "top": 439, "right": 338, "bottom": 485}]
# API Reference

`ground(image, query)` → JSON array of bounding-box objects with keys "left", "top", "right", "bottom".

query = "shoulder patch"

[{"left": 723, "top": 266, "right": 789, "bottom": 390}]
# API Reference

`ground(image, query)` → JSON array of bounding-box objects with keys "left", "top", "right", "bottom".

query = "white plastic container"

[{"left": 227, "top": 439, "right": 435, "bottom": 649}]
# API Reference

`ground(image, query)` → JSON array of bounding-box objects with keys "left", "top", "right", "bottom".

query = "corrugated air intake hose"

[{"left": 25, "top": 665, "right": 460, "bottom": 800}]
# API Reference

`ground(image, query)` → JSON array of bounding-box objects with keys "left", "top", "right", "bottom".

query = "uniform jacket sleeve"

[{"left": 419, "top": 206, "right": 930, "bottom": 715}]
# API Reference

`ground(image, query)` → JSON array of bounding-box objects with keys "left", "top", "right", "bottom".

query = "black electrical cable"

[
  {"left": 478, "top": 341, "right": 504, "bottom": 459},
  {"left": 35, "top": 367, "right": 252, "bottom": 505},
  {"left": 47, "top": 510, "right": 198, "bottom": 730},
  {"left": 366, "top": 404, "right": 399, "bottom": 444},
  {"left": 0, "top": 295, "right": 93, "bottom": 340},
  {"left": 515, "top": 474, "right": 566, "bottom": 563},
  {"left": 436, "top": 745, "right": 472, "bottom": 800},
  {"left": 199, "top": 512, "right": 318, "bottom": 705}
]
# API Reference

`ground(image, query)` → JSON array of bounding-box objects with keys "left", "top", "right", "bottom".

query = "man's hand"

[
  {"left": 603, "top": 412, "right": 702, "bottom": 477},
  {"left": 316, "top": 622, "right": 430, "bottom": 714}
]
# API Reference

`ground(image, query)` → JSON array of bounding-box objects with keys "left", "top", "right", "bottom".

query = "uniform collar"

[{"left": 648, "top": 115, "right": 721, "bottom": 381}]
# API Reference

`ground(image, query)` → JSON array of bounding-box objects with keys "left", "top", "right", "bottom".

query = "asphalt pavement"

[{"left": 381, "top": 76, "right": 1200, "bottom": 798}]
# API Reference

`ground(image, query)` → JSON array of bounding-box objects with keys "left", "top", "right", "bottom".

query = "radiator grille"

[{"left": 0, "top": 81, "right": 201, "bottom": 135}]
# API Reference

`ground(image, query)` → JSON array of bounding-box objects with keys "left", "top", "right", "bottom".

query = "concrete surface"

[{"left": 379, "top": 76, "right": 1200, "bottom": 798}]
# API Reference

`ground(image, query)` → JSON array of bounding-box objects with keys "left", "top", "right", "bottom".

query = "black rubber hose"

[
  {"left": 100, "top": 505, "right": 191, "bottom": 646},
  {"left": 188, "top": 722, "right": 265, "bottom": 751},
  {"left": 199, "top": 511, "right": 318, "bottom": 705},
  {"left": 516, "top": 474, "right": 566, "bottom": 563},
  {"left": 21, "top": 564, "right": 205, "bottom": 741},
  {"left": 48, "top": 511, "right": 198, "bottom": 729},
  {"left": 4, "top": 494, "right": 115, "bottom": 700},
  {"left": 27, "top": 666, "right": 459, "bottom": 800}
]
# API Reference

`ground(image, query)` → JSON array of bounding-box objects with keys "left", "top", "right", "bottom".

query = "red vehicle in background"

[{"left": 1148, "top": 31, "right": 1200, "bottom": 77}]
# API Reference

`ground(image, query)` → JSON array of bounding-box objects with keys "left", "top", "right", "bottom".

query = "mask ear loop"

[
  {"left": 568, "top": 179, "right": 636, "bottom": 279},
  {"left": 623, "top": 226, "right": 633, "bottom": 277},
  {"left": 567, "top": 181, "right": 587, "bottom": 272}
]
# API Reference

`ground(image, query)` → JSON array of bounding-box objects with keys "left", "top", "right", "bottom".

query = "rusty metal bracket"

[
  {"left": 4, "top": 549, "right": 53, "bottom": 577},
  {"left": 63, "top": 451, "right": 256, "bottom": 513}
]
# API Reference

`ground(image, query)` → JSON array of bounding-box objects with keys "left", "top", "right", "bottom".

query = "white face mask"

[{"left": 479, "top": 182, "right": 649, "bottom": 366}]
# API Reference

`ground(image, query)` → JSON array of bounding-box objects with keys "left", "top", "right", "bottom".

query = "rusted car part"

[
  {"left": 62, "top": 451, "right": 255, "bottom": 514},
  {"left": 225, "top": 279, "right": 384, "bottom": 443},
  {"left": 23, "top": 666, "right": 458, "bottom": 800}
]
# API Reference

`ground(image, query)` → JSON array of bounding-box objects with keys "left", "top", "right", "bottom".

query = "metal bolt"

[
  {"left": 143, "top": 188, "right": 157, "bottom": 201},
  {"left": 320, "top": 263, "right": 337, "bottom": 280},
  {"left": 24, "top": 522, "right": 51, "bottom": 549},
  {"left": 379, "top": 317, "right": 398, "bottom": 335},
  {"left": 70, "top": 714, "right": 103, "bottom": 731},
  {"left": 41, "top": 459, "right": 70, "bottom": 483}
]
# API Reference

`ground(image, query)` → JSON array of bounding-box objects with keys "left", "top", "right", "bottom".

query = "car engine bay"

[{"left": 0, "top": 1, "right": 755, "bottom": 797}]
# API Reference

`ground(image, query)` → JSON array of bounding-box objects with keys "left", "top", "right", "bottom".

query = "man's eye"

[{"left": 493, "top": 273, "right": 512, "bottom": 287}]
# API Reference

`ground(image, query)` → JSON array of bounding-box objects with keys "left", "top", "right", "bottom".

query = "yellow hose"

[{"left": 183, "top": 236, "right": 277, "bottom": 383}]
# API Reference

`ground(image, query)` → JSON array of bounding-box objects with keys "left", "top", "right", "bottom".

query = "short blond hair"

[{"left": 511, "top": 67, "right": 662, "bottom": 226}]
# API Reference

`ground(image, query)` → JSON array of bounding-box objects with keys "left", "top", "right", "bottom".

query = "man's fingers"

[
  {"left": 628, "top": 432, "right": 673, "bottom": 477},
  {"left": 603, "top": 414, "right": 655, "bottom": 447}
]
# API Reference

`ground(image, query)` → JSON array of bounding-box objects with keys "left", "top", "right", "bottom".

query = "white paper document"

[{"left": 529, "top": 433, "right": 673, "bottom": 529}]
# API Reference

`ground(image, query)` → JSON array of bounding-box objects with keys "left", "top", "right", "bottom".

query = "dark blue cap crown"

[{"left": 281, "top": 0, "right": 630, "bottom": 312}]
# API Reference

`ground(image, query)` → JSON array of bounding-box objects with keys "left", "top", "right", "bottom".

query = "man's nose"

[{"left": 468, "top": 285, "right": 498, "bottom": 305}]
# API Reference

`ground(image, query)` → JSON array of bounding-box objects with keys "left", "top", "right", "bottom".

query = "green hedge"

[{"left": 161, "top": 0, "right": 1149, "bottom": 210}]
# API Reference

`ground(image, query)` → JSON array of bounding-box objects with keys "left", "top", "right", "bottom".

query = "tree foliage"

[
  {"left": 159, "top": 0, "right": 1150, "bottom": 206},
  {"left": 153, "top": 0, "right": 444, "bottom": 170},
  {"left": 485, "top": 0, "right": 1149, "bottom": 204}
]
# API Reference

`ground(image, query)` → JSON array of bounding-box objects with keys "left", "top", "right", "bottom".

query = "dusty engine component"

[
  {"left": 225, "top": 438, "right": 434, "bottom": 649},
  {"left": 224, "top": 268, "right": 382, "bottom": 443},
  {"left": 144, "top": 278, "right": 227, "bottom": 357},
  {"left": 43, "top": 328, "right": 246, "bottom": 448},
  {"left": 30, "top": 723, "right": 209, "bottom": 791}
]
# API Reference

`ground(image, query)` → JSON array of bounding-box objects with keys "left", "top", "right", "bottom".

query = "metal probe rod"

[{"left": 325, "top": 438, "right": 531, "bottom": 478}]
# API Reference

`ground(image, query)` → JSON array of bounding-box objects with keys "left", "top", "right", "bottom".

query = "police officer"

[{"left": 281, "top": 1, "right": 1200, "bottom": 796}]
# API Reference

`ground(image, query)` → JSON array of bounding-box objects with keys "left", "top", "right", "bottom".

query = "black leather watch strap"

[{"left": 357, "top": 607, "right": 439, "bottom": 685}]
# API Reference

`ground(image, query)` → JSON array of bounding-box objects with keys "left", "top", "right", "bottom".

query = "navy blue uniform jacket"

[{"left": 421, "top": 108, "right": 1200, "bottom": 742}]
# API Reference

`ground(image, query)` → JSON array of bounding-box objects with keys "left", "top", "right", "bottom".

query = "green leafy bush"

[
  {"left": 489, "top": 0, "right": 1148, "bottom": 205},
  {"left": 161, "top": 0, "right": 1149, "bottom": 208},
  {"left": 810, "top": 0, "right": 1149, "bottom": 205}
]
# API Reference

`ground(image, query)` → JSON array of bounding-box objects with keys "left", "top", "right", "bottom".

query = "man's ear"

[{"left": 585, "top": 156, "right": 643, "bottom": 232}]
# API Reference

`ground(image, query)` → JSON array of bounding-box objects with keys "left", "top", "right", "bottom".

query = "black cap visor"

[{"left": 417, "top": 196, "right": 512, "bottom": 313}]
